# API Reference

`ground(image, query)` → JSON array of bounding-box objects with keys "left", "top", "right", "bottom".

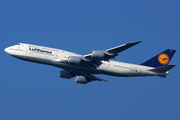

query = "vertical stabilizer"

[{"left": 141, "top": 49, "right": 176, "bottom": 67}]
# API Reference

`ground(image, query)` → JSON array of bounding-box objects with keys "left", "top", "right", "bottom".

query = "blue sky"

[{"left": 1, "top": 0, "right": 180, "bottom": 120}]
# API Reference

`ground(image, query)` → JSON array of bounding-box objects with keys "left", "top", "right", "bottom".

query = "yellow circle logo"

[{"left": 158, "top": 53, "right": 169, "bottom": 65}]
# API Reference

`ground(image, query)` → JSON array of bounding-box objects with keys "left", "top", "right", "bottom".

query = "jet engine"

[
  {"left": 75, "top": 76, "right": 89, "bottom": 84},
  {"left": 60, "top": 70, "right": 74, "bottom": 79},
  {"left": 91, "top": 50, "right": 105, "bottom": 58},
  {"left": 68, "top": 56, "right": 81, "bottom": 64}
]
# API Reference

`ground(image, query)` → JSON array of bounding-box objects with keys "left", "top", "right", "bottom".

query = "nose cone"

[
  {"left": 4, "top": 47, "right": 9, "bottom": 53},
  {"left": 4, "top": 47, "right": 12, "bottom": 55}
]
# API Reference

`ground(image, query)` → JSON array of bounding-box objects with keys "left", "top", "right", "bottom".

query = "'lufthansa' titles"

[{"left": 29, "top": 47, "right": 52, "bottom": 54}]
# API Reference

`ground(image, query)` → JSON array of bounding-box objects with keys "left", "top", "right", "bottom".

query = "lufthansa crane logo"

[{"left": 158, "top": 53, "right": 169, "bottom": 65}]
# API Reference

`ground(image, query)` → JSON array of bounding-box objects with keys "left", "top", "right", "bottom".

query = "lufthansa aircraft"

[{"left": 5, "top": 41, "right": 176, "bottom": 84}]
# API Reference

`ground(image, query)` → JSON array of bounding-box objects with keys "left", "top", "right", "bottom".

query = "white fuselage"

[{"left": 4, "top": 43, "right": 167, "bottom": 77}]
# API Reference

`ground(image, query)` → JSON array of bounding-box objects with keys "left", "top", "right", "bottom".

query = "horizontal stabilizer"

[{"left": 149, "top": 64, "right": 176, "bottom": 73}]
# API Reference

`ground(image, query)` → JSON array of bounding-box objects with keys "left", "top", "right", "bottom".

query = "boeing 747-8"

[{"left": 4, "top": 41, "right": 176, "bottom": 84}]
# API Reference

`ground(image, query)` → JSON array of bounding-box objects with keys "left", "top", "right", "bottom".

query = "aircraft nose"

[
  {"left": 4, "top": 47, "right": 11, "bottom": 54},
  {"left": 4, "top": 47, "right": 8, "bottom": 53}
]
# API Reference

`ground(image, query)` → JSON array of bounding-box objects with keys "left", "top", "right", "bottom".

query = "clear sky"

[{"left": 1, "top": 0, "right": 180, "bottom": 120}]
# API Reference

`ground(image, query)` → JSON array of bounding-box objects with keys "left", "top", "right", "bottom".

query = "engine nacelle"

[
  {"left": 75, "top": 76, "right": 89, "bottom": 84},
  {"left": 68, "top": 56, "right": 81, "bottom": 64},
  {"left": 91, "top": 50, "right": 105, "bottom": 58},
  {"left": 60, "top": 70, "right": 74, "bottom": 79}
]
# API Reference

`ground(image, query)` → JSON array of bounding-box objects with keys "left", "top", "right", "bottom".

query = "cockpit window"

[{"left": 16, "top": 43, "right": 20, "bottom": 45}]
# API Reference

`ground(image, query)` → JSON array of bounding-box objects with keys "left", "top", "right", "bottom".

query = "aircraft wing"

[
  {"left": 74, "top": 72, "right": 112, "bottom": 84},
  {"left": 81, "top": 41, "right": 141, "bottom": 67},
  {"left": 106, "top": 41, "right": 142, "bottom": 54}
]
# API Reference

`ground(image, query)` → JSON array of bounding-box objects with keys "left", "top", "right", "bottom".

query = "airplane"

[{"left": 4, "top": 41, "right": 176, "bottom": 84}]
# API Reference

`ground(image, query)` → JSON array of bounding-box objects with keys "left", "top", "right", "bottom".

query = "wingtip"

[
  {"left": 100, "top": 79, "right": 113, "bottom": 82},
  {"left": 135, "top": 41, "right": 142, "bottom": 43},
  {"left": 128, "top": 41, "right": 142, "bottom": 45}
]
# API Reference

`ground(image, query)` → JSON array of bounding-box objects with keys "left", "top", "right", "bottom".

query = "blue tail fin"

[{"left": 141, "top": 49, "right": 176, "bottom": 67}]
